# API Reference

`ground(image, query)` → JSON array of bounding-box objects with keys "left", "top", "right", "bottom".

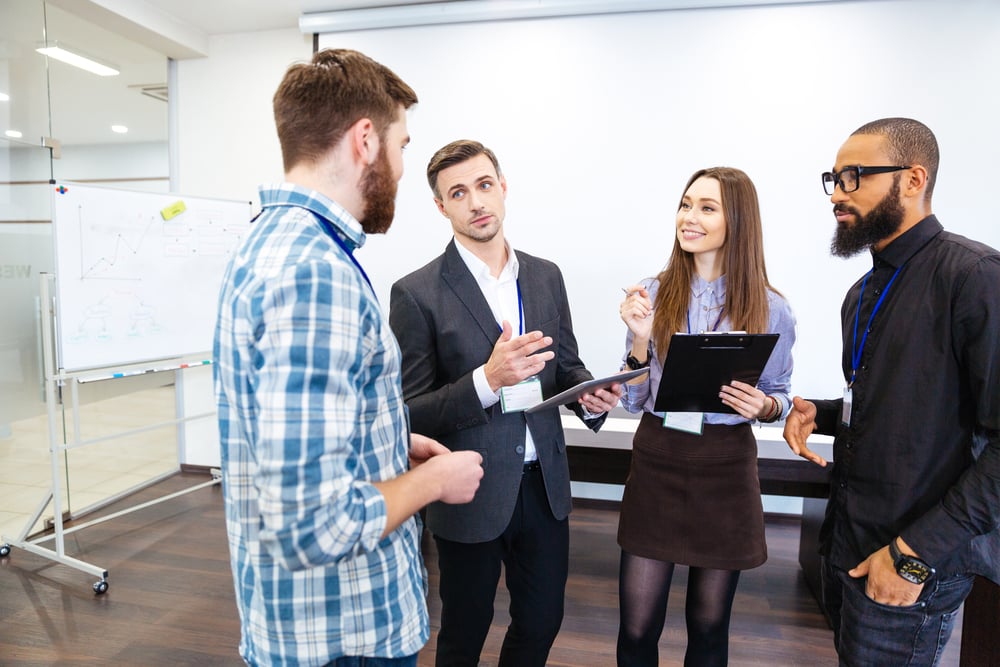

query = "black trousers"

[{"left": 433, "top": 465, "right": 569, "bottom": 667}]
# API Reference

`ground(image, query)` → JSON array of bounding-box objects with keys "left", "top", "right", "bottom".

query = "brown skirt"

[{"left": 617, "top": 412, "right": 767, "bottom": 570}]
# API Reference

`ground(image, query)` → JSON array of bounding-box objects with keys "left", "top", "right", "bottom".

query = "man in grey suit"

[{"left": 389, "top": 140, "right": 622, "bottom": 667}]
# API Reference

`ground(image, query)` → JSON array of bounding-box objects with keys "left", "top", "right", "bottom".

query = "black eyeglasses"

[{"left": 821, "top": 165, "right": 910, "bottom": 195}]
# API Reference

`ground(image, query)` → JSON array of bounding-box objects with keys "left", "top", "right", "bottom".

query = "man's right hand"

[
  {"left": 375, "top": 449, "right": 484, "bottom": 537},
  {"left": 782, "top": 396, "right": 827, "bottom": 466},
  {"left": 484, "top": 320, "right": 554, "bottom": 392},
  {"left": 426, "top": 450, "right": 484, "bottom": 504}
]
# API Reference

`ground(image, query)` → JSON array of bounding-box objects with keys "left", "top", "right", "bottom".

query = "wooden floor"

[{"left": 0, "top": 472, "right": 962, "bottom": 666}]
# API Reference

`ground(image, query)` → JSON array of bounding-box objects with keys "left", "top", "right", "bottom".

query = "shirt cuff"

[
  {"left": 620, "top": 381, "right": 643, "bottom": 411},
  {"left": 473, "top": 365, "right": 501, "bottom": 409}
]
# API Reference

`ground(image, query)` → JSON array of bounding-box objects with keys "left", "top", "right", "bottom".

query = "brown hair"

[
  {"left": 273, "top": 48, "right": 418, "bottom": 172},
  {"left": 851, "top": 117, "right": 939, "bottom": 202},
  {"left": 426, "top": 140, "right": 502, "bottom": 198},
  {"left": 651, "top": 167, "right": 776, "bottom": 358}
]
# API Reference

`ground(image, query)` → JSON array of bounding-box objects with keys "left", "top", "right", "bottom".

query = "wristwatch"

[
  {"left": 889, "top": 537, "right": 935, "bottom": 584},
  {"left": 625, "top": 353, "right": 650, "bottom": 370}
]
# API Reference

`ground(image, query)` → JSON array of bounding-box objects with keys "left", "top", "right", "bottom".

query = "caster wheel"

[
  {"left": 93, "top": 580, "right": 109, "bottom": 595},
  {"left": 0, "top": 544, "right": 10, "bottom": 558}
]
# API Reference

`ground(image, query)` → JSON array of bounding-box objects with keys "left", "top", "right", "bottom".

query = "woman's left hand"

[{"left": 719, "top": 380, "right": 768, "bottom": 420}]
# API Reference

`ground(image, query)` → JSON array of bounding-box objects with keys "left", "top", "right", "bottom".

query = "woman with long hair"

[{"left": 616, "top": 167, "right": 796, "bottom": 666}]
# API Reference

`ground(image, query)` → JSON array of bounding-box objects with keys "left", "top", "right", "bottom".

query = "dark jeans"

[
  {"left": 327, "top": 655, "right": 417, "bottom": 667},
  {"left": 434, "top": 465, "right": 569, "bottom": 667},
  {"left": 821, "top": 557, "right": 974, "bottom": 666}
]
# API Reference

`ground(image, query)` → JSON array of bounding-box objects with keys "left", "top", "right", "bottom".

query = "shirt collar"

[
  {"left": 258, "top": 183, "right": 366, "bottom": 250},
  {"left": 691, "top": 272, "right": 726, "bottom": 299},
  {"left": 453, "top": 237, "right": 519, "bottom": 282},
  {"left": 871, "top": 215, "right": 943, "bottom": 269}
]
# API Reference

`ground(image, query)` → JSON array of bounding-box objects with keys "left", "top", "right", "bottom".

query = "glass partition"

[
  {"left": 0, "top": 136, "right": 55, "bottom": 539},
  {"left": 0, "top": 1, "right": 174, "bottom": 542}
]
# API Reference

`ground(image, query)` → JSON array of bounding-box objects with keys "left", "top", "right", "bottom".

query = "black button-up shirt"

[{"left": 812, "top": 215, "right": 1000, "bottom": 581}]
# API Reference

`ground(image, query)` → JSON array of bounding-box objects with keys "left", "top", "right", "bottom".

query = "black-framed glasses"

[{"left": 821, "top": 165, "right": 910, "bottom": 195}]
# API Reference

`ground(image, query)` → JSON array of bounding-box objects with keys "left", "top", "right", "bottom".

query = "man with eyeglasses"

[{"left": 783, "top": 117, "right": 1000, "bottom": 665}]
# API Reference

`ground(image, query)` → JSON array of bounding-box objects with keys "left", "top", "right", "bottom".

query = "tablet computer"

[{"left": 525, "top": 367, "right": 649, "bottom": 413}]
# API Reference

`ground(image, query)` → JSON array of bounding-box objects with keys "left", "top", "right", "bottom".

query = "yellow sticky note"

[{"left": 160, "top": 200, "right": 187, "bottom": 220}]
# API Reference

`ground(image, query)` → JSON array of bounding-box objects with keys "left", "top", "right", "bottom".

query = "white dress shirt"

[{"left": 453, "top": 238, "right": 538, "bottom": 463}]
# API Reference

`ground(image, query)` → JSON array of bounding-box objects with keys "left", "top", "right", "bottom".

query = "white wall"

[
  {"left": 173, "top": 1, "right": 1000, "bottom": 467},
  {"left": 315, "top": 0, "right": 1000, "bottom": 397},
  {"left": 175, "top": 28, "right": 312, "bottom": 202},
  {"left": 57, "top": 141, "right": 169, "bottom": 190},
  {"left": 175, "top": 28, "right": 311, "bottom": 465}
]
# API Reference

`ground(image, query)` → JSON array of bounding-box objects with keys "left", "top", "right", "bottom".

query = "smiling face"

[
  {"left": 676, "top": 175, "right": 727, "bottom": 273},
  {"left": 433, "top": 153, "right": 508, "bottom": 246}
]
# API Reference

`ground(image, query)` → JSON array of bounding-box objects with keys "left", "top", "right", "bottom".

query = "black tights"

[{"left": 617, "top": 550, "right": 741, "bottom": 667}]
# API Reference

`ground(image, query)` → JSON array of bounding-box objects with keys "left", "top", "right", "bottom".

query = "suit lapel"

[
  {"left": 442, "top": 241, "right": 502, "bottom": 345},
  {"left": 516, "top": 253, "right": 541, "bottom": 332}
]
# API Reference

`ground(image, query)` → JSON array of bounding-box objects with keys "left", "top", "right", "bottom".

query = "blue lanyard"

[
  {"left": 497, "top": 279, "right": 524, "bottom": 336},
  {"left": 687, "top": 306, "right": 725, "bottom": 333},
  {"left": 317, "top": 216, "right": 378, "bottom": 304},
  {"left": 850, "top": 264, "right": 904, "bottom": 386}
]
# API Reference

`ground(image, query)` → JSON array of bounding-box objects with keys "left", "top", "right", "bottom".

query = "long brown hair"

[{"left": 651, "top": 167, "right": 776, "bottom": 358}]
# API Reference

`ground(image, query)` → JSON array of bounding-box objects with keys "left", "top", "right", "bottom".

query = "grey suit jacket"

[{"left": 389, "top": 241, "right": 604, "bottom": 543}]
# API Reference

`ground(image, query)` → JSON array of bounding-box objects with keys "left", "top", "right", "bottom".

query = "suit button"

[{"left": 515, "top": 445, "right": 525, "bottom": 454}]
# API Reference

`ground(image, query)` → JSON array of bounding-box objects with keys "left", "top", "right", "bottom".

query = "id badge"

[
  {"left": 500, "top": 377, "right": 543, "bottom": 413},
  {"left": 663, "top": 411, "right": 704, "bottom": 435},
  {"left": 841, "top": 386, "right": 853, "bottom": 426}
]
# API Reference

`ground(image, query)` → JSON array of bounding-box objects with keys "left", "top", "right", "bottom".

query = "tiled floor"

[{"left": 0, "top": 384, "right": 178, "bottom": 542}]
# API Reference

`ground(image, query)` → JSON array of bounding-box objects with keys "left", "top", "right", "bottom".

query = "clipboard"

[
  {"left": 525, "top": 367, "right": 649, "bottom": 413},
  {"left": 654, "top": 333, "right": 779, "bottom": 414}
]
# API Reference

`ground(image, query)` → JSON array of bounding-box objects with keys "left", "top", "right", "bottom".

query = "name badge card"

[
  {"left": 663, "top": 411, "right": 704, "bottom": 435},
  {"left": 500, "top": 377, "right": 543, "bottom": 413},
  {"left": 841, "top": 387, "right": 853, "bottom": 426}
]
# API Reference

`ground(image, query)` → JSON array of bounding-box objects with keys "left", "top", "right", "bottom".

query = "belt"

[{"left": 523, "top": 460, "right": 541, "bottom": 472}]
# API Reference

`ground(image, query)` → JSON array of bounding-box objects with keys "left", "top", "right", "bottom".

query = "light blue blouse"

[{"left": 620, "top": 274, "right": 796, "bottom": 425}]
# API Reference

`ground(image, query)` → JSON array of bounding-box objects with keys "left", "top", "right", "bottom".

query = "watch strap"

[
  {"left": 888, "top": 536, "right": 903, "bottom": 563},
  {"left": 625, "top": 352, "right": 650, "bottom": 370}
]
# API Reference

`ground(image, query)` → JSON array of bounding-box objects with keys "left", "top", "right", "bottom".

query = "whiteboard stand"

[{"left": 0, "top": 275, "right": 220, "bottom": 594}]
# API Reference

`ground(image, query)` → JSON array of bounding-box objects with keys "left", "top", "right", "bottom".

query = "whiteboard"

[
  {"left": 51, "top": 182, "right": 251, "bottom": 371},
  {"left": 317, "top": 0, "right": 1000, "bottom": 401}
]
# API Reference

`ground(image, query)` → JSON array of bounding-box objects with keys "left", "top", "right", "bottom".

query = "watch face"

[{"left": 897, "top": 558, "right": 932, "bottom": 584}]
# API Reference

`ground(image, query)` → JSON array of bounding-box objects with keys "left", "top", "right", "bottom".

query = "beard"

[
  {"left": 358, "top": 146, "right": 397, "bottom": 235},
  {"left": 830, "top": 176, "right": 904, "bottom": 258}
]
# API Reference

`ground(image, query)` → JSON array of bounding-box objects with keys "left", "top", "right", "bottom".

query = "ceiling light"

[
  {"left": 0, "top": 93, "right": 9, "bottom": 102},
  {"left": 36, "top": 42, "right": 120, "bottom": 77},
  {"left": 5, "top": 130, "right": 23, "bottom": 138},
  {"left": 111, "top": 125, "right": 129, "bottom": 134}
]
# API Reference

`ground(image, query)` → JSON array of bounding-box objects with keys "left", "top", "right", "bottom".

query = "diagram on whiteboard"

[{"left": 52, "top": 182, "right": 252, "bottom": 371}]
